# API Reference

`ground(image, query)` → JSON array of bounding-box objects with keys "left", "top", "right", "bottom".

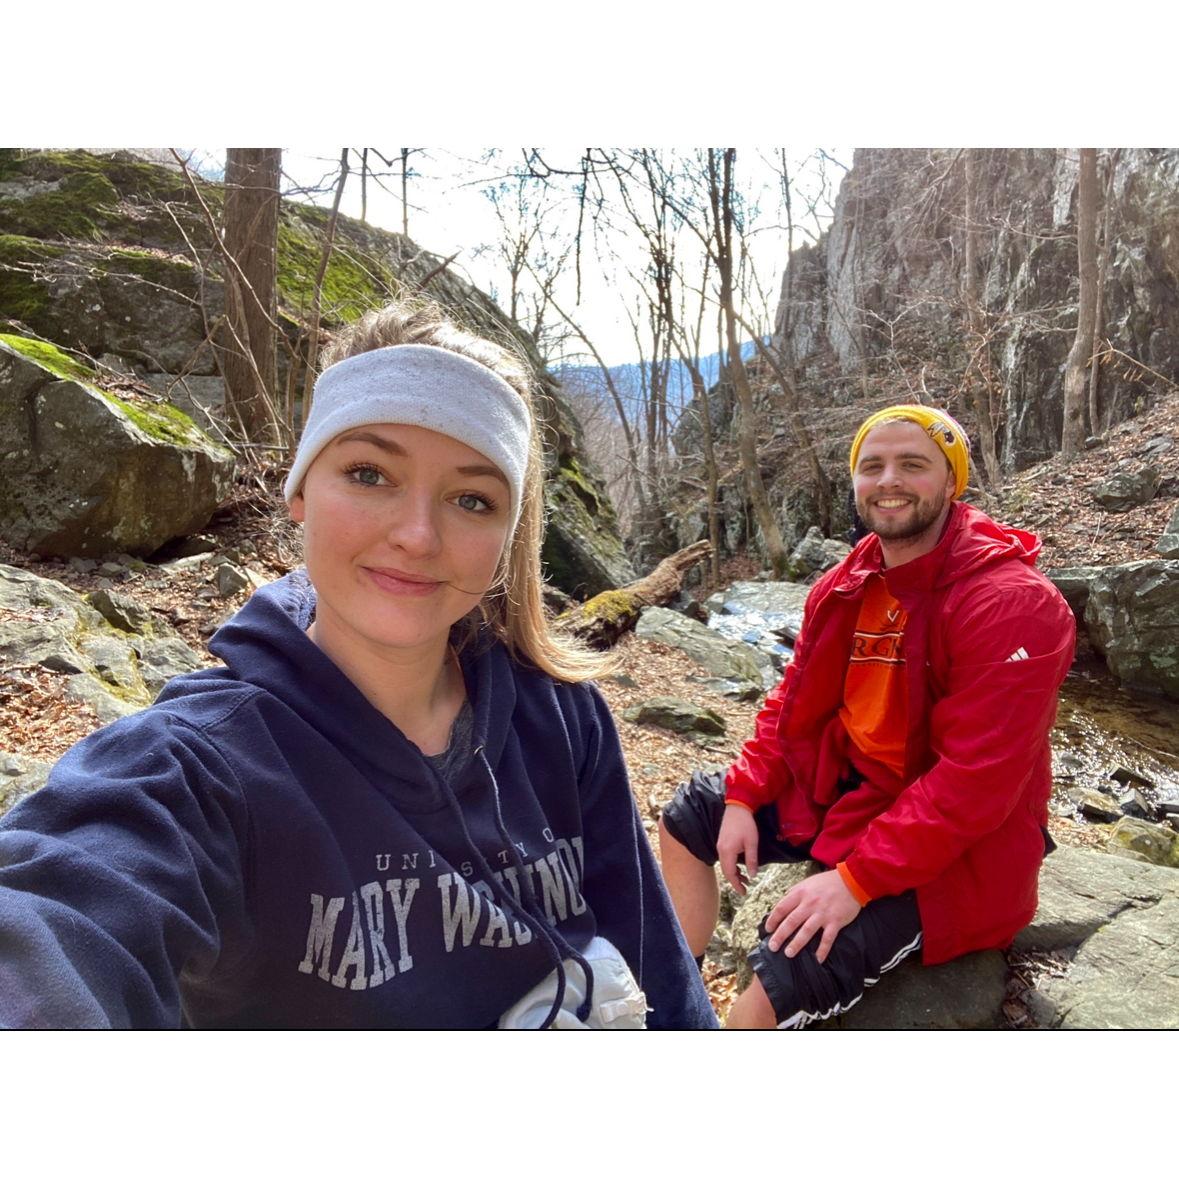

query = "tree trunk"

[
  {"left": 963, "top": 148, "right": 1002, "bottom": 487},
  {"left": 556, "top": 541, "right": 712, "bottom": 648},
  {"left": 710, "top": 149, "right": 788, "bottom": 578},
  {"left": 1088, "top": 148, "right": 1120, "bottom": 435},
  {"left": 1062, "top": 149, "right": 1098, "bottom": 459},
  {"left": 221, "top": 148, "right": 282, "bottom": 447}
]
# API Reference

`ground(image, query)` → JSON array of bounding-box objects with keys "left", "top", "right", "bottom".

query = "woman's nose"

[{"left": 386, "top": 492, "right": 443, "bottom": 556}]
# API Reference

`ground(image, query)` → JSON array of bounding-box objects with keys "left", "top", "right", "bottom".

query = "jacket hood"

[
  {"left": 201, "top": 569, "right": 514, "bottom": 795},
  {"left": 837, "top": 501, "right": 1042, "bottom": 596}
]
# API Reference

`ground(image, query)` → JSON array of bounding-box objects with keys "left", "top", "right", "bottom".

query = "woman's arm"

[{"left": 0, "top": 711, "right": 250, "bottom": 1028}]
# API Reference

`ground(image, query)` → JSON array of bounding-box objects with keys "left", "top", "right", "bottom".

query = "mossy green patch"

[
  {"left": 99, "top": 389, "right": 226, "bottom": 453},
  {"left": 108, "top": 246, "right": 198, "bottom": 288},
  {"left": 556, "top": 455, "right": 603, "bottom": 512},
  {"left": 0, "top": 331, "right": 94, "bottom": 384},
  {"left": 0, "top": 170, "right": 120, "bottom": 242},
  {"left": 0, "top": 234, "right": 65, "bottom": 324},
  {"left": 276, "top": 209, "right": 394, "bottom": 324},
  {"left": 579, "top": 589, "right": 638, "bottom": 623}
]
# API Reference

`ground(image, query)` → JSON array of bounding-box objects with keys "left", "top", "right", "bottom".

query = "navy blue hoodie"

[{"left": 0, "top": 572, "right": 717, "bottom": 1029}]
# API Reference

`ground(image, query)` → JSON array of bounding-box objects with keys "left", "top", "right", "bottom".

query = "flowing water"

[{"left": 1052, "top": 657, "right": 1179, "bottom": 820}]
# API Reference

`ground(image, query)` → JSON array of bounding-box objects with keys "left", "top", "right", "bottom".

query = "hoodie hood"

[{"left": 202, "top": 569, "right": 514, "bottom": 804}]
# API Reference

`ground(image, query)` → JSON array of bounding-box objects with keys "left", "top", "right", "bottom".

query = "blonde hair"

[{"left": 316, "top": 299, "right": 609, "bottom": 683}]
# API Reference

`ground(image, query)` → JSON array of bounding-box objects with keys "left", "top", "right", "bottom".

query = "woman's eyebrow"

[
  {"left": 333, "top": 430, "right": 508, "bottom": 486},
  {"left": 333, "top": 430, "right": 408, "bottom": 455},
  {"left": 457, "top": 463, "right": 509, "bottom": 486}
]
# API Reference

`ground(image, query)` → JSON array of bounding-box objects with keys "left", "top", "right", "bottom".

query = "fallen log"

[{"left": 555, "top": 540, "right": 713, "bottom": 649}]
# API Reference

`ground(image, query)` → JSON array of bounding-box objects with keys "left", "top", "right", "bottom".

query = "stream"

[{"left": 1052, "top": 658, "right": 1179, "bottom": 820}]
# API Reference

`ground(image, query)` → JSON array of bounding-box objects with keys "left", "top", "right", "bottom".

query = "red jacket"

[{"left": 725, "top": 501, "right": 1076, "bottom": 964}]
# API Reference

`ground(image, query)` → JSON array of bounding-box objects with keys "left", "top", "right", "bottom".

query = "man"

[{"left": 659, "top": 404, "right": 1076, "bottom": 1029}]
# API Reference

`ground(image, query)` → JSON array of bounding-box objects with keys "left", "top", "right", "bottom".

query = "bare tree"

[
  {"left": 962, "top": 148, "right": 1002, "bottom": 486},
  {"left": 1088, "top": 148, "right": 1121, "bottom": 434},
  {"left": 1062, "top": 149, "right": 1098, "bottom": 458},
  {"left": 221, "top": 148, "right": 283, "bottom": 447},
  {"left": 709, "top": 148, "right": 788, "bottom": 577}
]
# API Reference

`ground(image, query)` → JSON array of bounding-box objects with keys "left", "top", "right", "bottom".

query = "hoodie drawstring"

[{"left": 476, "top": 747, "right": 596, "bottom": 1026}]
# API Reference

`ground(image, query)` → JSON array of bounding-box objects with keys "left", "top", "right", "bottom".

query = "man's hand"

[
  {"left": 717, "top": 805, "right": 759, "bottom": 895},
  {"left": 765, "top": 869, "right": 862, "bottom": 964}
]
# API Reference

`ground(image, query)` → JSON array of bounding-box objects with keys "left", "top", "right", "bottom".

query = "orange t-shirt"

[{"left": 838, "top": 573, "right": 908, "bottom": 779}]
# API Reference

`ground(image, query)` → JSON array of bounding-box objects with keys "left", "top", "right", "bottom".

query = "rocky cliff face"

[
  {"left": 777, "top": 148, "right": 1179, "bottom": 471},
  {"left": 0, "top": 149, "right": 632, "bottom": 594}
]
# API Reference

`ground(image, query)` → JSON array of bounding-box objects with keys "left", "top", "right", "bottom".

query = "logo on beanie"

[{"left": 926, "top": 423, "right": 955, "bottom": 447}]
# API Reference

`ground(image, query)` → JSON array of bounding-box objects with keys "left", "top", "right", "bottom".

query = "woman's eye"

[
  {"left": 347, "top": 465, "right": 385, "bottom": 487},
  {"left": 456, "top": 492, "right": 492, "bottom": 513}
]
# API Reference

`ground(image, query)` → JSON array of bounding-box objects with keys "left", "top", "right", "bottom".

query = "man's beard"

[{"left": 858, "top": 489, "right": 948, "bottom": 543}]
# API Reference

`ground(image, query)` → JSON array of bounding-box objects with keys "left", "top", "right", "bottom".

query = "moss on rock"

[
  {"left": 98, "top": 388, "right": 230, "bottom": 454},
  {"left": 0, "top": 331, "right": 94, "bottom": 384},
  {"left": 276, "top": 210, "right": 395, "bottom": 323},
  {"left": 0, "top": 234, "right": 65, "bottom": 324}
]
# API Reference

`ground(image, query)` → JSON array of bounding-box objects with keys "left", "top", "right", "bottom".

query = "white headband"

[{"left": 283, "top": 343, "right": 531, "bottom": 534}]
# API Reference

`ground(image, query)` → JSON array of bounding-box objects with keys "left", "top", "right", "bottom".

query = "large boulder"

[
  {"left": 1090, "top": 466, "right": 1162, "bottom": 512},
  {"left": 1047, "top": 565, "right": 1104, "bottom": 620},
  {"left": 1014, "top": 845, "right": 1179, "bottom": 1029},
  {"left": 0, "top": 334, "right": 236, "bottom": 557},
  {"left": 786, "top": 526, "right": 851, "bottom": 581},
  {"left": 0, "top": 563, "right": 203, "bottom": 726},
  {"left": 0, "top": 149, "right": 633, "bottom": 599},
  {"left": 635, "top": 606, "right": 773, "bottom": 691},
  {"left": 1084, "top": 560, "right": 1179, "bottom": 698}
]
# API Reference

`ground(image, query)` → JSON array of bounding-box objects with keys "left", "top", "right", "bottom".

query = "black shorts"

[
  {"left": 661, "top": 769, "right": 923, "bottom": 1028},
  {"left": 661, "top": 770, "right": 812, "bottom": 869}
]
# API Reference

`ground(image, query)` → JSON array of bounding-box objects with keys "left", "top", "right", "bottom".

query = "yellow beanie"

[{"left": 849, "top": 405, "right": 971, "bottom": 499}]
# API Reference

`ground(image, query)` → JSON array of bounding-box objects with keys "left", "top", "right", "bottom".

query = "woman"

[{"left": 0, "top": 302, "right": 716, "bottom": 1030}]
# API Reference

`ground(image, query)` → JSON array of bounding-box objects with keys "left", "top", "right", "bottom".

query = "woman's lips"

[{"left": 364, "top": 566, "right": 444, "bottom": 596}]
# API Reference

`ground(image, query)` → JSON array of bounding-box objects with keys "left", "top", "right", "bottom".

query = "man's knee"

[{"left": 725, "top": 975, "right": 777, "bottom": 1030}]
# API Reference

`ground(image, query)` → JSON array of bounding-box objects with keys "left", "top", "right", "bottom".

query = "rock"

[
  {"left": 1105, "top": 816, "right": 1179, "bottom": 868},
  {"left": 0, "top": 335, "right": 236, "bottom": 557},
  {"left": 0, "top": 752, "right": 54, "bottom": 819},
  {"left": 786, "top": 527, "right": 851, "bottom": 581},
  {"left": 86, "top": 587, "right": 155, "bottom": 634},
  {"left": 1091, "top": 466, "right": 1161, "bottom": 512},
  {"left": 0, "top": 562, "right": 203, "bottom": 721},
  {"left": 1159, "top": 503, "right": 1179, "bottom": 558},
  {"left": 1140, "top": 435, "right": 1175, "bottom": 459},
  {"left": 1069, "top": 788, "right": 1122, "bottom": 823},
  {"left": 1047, "top": 565, "right": 1104, "bottom": 620},
  {"left": 635, "top": 607, "right": 773, "bottom": 689},
  {"left": 1110, "top": 764, "right": 1156, "bottom": 790},
  {"left": 215, "top": 562, "right": 251, "bottom": 597},
  {"left": 1017, "top": 847, "right": 1179, "bottom": 1029},
  {"left": 1084, "top": 560, "right": 1179, "bottom": 698},
  {"left": 622, "top": 697, "right": 726, "bottom": 736},
  {"left": 1118, "top": 788, "right": 1154, "bottom": 820},
  {"left": 689, "top": 676, "right": 765, "bottom": 702}
]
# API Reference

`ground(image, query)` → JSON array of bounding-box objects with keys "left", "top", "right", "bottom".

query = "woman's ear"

[{"left": 289, "top": 492, "right": 305, "bottom": 524}]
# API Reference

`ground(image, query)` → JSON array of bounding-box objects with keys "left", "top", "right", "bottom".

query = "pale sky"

[{"left": 276, "top": 147, "right": 849, "bottom": 367}]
